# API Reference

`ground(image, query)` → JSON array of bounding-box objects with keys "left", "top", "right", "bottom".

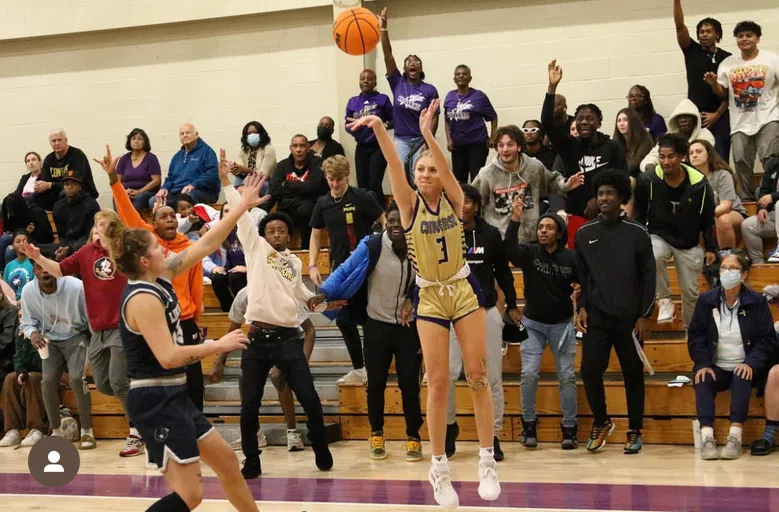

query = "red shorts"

[{"left": 567, "top": 214, "right": 589, "bottom": 249}]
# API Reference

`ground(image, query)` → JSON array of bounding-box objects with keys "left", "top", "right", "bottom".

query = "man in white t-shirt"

[{"left": 705, "top": 21, "right": 779, "bottom": 201}]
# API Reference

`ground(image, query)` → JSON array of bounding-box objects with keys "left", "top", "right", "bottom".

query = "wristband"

[
  {"left": 380, "top": 28, "right": 388, "bottom": 32},
  {"left": 309, "top": 265, "right": 318, "bottom": 270}
]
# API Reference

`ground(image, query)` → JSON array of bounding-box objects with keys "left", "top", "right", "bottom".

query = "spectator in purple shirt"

[
  {"left": 115, "top": 128, "right": 162, "bottom": 212},
  {"left": 346, "top": 69, "right": 394, "bottom": 203},
  {"left": 379, "top": 8, "right": 440, "bottom": 184},
  {"left": 628, "top": 85, "right": 667, "bottom": 140},
  {"left": 444, "top": 65, "right": 498, "bottom": 183}
]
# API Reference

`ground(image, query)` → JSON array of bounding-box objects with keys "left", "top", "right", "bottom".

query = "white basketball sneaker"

[
  {"left": 429, "top": 462, "right": 459, "bottom": 509},
  {"left": 477, "top": 459, "right": 501, "bottom": 501}
]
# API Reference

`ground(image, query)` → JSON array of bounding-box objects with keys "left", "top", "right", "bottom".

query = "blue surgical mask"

[
  {"left": 720, "top": 269, "right": 742, "bottom": 290},
  {"left": 247, "top": 133, "right": 261, "bottom": 147}
]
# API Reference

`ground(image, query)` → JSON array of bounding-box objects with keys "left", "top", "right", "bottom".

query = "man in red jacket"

[{"left": 23, "top": 210, "right": 143, "bottom": 458}]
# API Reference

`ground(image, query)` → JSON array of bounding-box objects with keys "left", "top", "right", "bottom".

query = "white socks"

[
  {"left": 701, "top": 426, "right": 714, "bottom": 442},
  {"left": 51, "top": 427, "right": 64, "bottom": 437},
  {"left": 130, "top": 427, "right": 140, "bottom": 438},
  {"left": 81, "top": 428, "right": 93, "bottom": 437},
  {"left": 432, "top": 454, "right": 449, "bottom": 468},
  {"left": 479, "top": 446, "right": 495, "bottom": 464},
  {"left": 729, "top": 425, "right": 743, "bottom": 442}
]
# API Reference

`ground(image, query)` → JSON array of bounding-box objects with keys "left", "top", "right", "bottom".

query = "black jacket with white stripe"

[{"left": 574, "top": 213, "right": 656, "bottom": 320}]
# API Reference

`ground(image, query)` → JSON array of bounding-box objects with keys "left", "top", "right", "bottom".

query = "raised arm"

[
  {"left": 94, "top": 145, "right": 152, "bottom": 231},
  {"left": 378, "top": 8, "right": 398, "bottom": 77},
  {"left": 420, "top": 98, "right": 464, "bottom": 214},
  {"left": 346, "top": 115, "right": 415, "bottom": 219},
  {"left": 164, "top": 173, "right": 264, "bottom": 279},
  {"left": 20, "top": 243, "right": 64, "bottom": 278},
  {"left": 673, "top": 0, "right": 692, "bottom": 49}
]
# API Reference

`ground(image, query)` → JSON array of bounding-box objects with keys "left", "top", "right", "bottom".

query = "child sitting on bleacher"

[
  {"left": 175, "top": 193, "right": 218, "bottom": 242},
  {"left": 3, "top": 231, "right": 34, "bottom": 300}
]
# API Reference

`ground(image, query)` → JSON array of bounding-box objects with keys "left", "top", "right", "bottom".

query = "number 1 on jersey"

[{"left": 436, "top": 236, "right": 449, "bottom": 264}]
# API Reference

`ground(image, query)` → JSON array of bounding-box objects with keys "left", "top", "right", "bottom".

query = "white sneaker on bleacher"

[
  {"left": 768, "top": 246, "right": 779, "bottom": 263},
  {"left": 338, "top": 368, "right": 367, "bottom": 384},
  {"left": 657, "top": 298, "right": 675, "bottom": 324}
]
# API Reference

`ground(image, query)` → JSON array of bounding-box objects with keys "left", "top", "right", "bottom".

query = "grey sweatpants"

[
  {"left": 742, "top": 209, "right": 779, "bottom": 264},
  {"left": 446, "top": 306, "right": 504, "bottom": 435},
  {"left": 41, "top": 333, "right": 91, "bottom": 430},
  {"left": 651, "top": 234, "right": 704, "bottom": 330},
  {"left": 732, "top": 121, "right": 779, "bottom": 201},
  {"left": 90, "top": 329, "right": 130, "bottom": 420}
]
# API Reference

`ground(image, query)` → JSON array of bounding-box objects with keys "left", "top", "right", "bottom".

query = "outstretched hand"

[
  {"left": 19, "top": 241, "right": 41, "bottom": 260},
  {"left": 419, "top": 98, "right": 439, "bottom": 136},
  {"left": 239, "top": 173, "right": 268, "bottom": 209},
  {"left": 345, "top": 115, "right": 383, "bottom": 132},
  {"left": 548, "top": 59, "right": 563, "bottom": 88},
  {"left": 219, "top": 148, "right": 232, "bottom": 185},
  {"left": 93, "top": 145, "right": 119, "bottom": 175},
  {"left": 566, "top": 171, "right": 585, "bottom": 190},
  {"left": 379, "top": 7, "right": 387, "bottom": 29},
  {"left": 703, "top": 72, "right": 718, "bottom": 86}
]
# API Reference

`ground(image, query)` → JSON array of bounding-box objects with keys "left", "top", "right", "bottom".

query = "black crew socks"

[{"left": 147, "top": 492, "right": 190, "bottom": 512}]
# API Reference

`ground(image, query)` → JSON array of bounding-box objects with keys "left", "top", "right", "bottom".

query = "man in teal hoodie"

[{"left": 151, "top": 123, "right": 220, "bottom": 208}]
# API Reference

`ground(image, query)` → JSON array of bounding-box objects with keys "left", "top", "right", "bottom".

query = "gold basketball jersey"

[{"left": 405, "top": 192, "right": 467, "bottom": 282}]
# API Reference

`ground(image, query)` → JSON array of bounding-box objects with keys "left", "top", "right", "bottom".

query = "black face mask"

[{"left": 317, "top": 126, "right": 333, "bottom": 141}]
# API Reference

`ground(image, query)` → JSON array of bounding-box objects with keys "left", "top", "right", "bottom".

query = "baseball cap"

[{"left": 62, "top": 170, "right": 82, "bottom": 184}]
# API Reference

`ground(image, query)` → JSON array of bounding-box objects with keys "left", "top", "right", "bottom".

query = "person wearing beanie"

[{"left": 505, "top": 198, "right": 579, "bottom": 450}]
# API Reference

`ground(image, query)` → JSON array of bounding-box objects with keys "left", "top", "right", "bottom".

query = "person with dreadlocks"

[{"left": 542, "top": 60, "right": 629, "bottom": 248}]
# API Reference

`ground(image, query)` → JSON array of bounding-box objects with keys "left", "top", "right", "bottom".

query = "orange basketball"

[{"left": 333, "top": 7, "right": 381, "bottom": 56}]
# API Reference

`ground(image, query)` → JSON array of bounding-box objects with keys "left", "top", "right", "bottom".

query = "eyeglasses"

[{"left": 522, "top": 127, "right": 541, "bottom": 134}]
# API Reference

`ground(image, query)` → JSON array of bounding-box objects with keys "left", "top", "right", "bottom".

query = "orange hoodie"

[{"left": 111, "top": 181, "right": 203, "bottom": 322}]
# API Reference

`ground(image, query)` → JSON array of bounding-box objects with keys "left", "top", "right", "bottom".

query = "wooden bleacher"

[{"left": 34, "top": 188, "right": 779, "bottom": 445}]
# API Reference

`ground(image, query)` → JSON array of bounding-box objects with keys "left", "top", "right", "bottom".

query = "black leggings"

[
  {"left": 180, "top": 318, "right": 204, "bottom": 411},
  {"left": 580, "top": 307, "right": 645, "bottom": 430},
  {"left": 210, "top": 271, "right": 247, "bottom": 312},
  {"left": 355, "top": 143, "right": 387, "bottom": 204},
  {"left": 363, "top": 318, "right": 423, "bottom": 438},
  {"left": 338, "top": 317, "right": 364, "bottom": 370},
  {"left": 240, "top": 329, "right": 326, "bottom": 458},
  {"left": 452, "top": 143, "right": 490, "bottom": 183}
]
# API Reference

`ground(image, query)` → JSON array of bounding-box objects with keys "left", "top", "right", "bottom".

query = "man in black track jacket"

[
  {"left": 575, "top": 169, "right": 655, "bottom": 455},
  {"left": 634, "top": 133, "right": 716, "bottom": 330}
]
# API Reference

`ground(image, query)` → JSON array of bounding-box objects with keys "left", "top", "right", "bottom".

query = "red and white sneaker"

[{"left": 120, "top": 434, "right": 145, "bottom": 457}]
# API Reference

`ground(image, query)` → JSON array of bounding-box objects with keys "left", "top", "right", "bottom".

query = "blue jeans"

[
  {"left": 232, "top": 175, "right": 269, "bottom": 196},
  {"left": 395, "top": 136, "right": 424, "bottom": 185},
  {"left": 149, "top": 188, "right": 219, "bottom": 208},
  {"left": 128, "top": 189, "right": 157, "bottom": 213},
  {"left": 520, "top": 316, "right": 578, "bottom": 426}
]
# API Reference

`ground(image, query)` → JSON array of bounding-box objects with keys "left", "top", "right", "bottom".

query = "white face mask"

[
  {"left": 720, "top": 269, "right": 743, "bottom": 290},
  {"left": 247, "top": 133, "right": 261, "bottom": 147}
]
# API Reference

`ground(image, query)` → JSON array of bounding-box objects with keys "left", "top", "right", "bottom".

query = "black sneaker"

[
  {"left": 520, "top": 417, "right": 538, "bottom": 448},
  {"left": 445, "top": 422, "right": 459, "bottom": 459},
  {"left": 751, "top": 437, "right": 776, "bottom": 456},
  {"left": 493, "top": 436, "right": 504, "bottom": 462},
  {"left": 561, "top": 423, "right": 578, "bottom": 450},
  {"left": 313, "top": 443, "right": 333, "bottom": 471},
  {"left": 241, "top": 457, "right": 262, "bottom": 479}
]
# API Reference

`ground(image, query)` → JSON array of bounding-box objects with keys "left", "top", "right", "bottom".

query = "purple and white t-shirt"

[
  {"left": 387, "top": 69, "right": 439, "bottom": 140},
  {"left": 444, "top": 88, "right": 497, "bottom": 146},
  {"left": 345, "top": 91, "right": 394, "bottom": 145},
  {"left": 116, "top": 152, "right": 162, "bottom": 190}
]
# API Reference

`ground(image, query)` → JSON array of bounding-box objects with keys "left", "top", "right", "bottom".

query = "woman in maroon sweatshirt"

[{"left": 24, "top": 210, "right": 142, "bottom": 458}]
